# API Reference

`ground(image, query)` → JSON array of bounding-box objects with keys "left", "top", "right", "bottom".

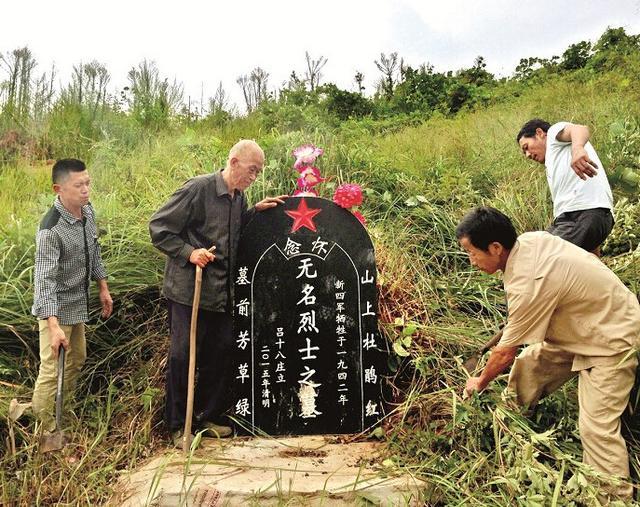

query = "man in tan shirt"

[{"left": 456, "top": 206, "right": 640, "bottom": 500}]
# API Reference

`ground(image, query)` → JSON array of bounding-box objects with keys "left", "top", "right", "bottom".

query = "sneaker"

[
  {"left": 201, "top": 422, "right": 232, "bottom": 438},
  {"left": 172, "top": 430, "right": 196, "bottom": 449}
]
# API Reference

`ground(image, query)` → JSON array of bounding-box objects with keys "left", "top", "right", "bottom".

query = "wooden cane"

[{"left": 183, "top": 246, "right": 215, "bottom": 454}]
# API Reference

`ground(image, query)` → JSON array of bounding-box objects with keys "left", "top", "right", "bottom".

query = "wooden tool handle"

[
  {"left": 479, "top": 328, "right": 504, "bottom": 353},
  {"left": 55, "top": 348, "right": 66, "bottom": 431}
]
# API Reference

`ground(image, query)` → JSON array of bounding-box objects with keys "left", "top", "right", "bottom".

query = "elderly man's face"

[{"left": 231, "top": 148, "right": 264, "bottom": 191}]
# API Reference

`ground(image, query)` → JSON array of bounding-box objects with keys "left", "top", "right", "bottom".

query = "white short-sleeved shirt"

[{"left": 545, "top": 122, "right": 613, "bottom": 218}]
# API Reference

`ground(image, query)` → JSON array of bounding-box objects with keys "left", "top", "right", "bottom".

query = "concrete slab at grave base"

[{"left": 114, "top": 435, "right": 426, "bottom": 506}]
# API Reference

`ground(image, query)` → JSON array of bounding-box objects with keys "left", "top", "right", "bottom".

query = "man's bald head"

[
  {"left": 224, "top": 139, "right": 265, "bottom": 192},
  {"left": 228, "top": 139, "right": 264, "bottom": 163}
]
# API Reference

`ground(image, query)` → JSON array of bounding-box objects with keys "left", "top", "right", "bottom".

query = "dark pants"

[
  {"left": 547, "top": 207, "right": 614, "bottom": 253},
  {"left": 165, "top": 299, "right": 234, "bottom": 432}
]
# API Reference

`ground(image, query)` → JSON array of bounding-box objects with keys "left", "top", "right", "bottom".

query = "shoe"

[
  {"left": 8, "top": 399, "right": 32, "bottom": 422},
  {"left": 201, "top": 421, "right": 232, "bottom": 438},
  {"left": 172, "top": 430, "right": 196, "bottom": 449}
]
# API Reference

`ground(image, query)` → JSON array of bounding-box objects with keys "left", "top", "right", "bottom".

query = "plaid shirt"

[{"left": 32, "top": 198, "right": 108, "bottom": 325}]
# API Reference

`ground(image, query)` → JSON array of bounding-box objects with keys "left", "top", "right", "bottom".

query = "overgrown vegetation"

[{"left": 1, "top": 27, "right": 639, "bottom": 505}]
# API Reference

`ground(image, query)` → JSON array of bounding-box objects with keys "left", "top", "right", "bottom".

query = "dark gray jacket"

[{"left": 149, "top": 171, "right": 254, "bottom": 312}]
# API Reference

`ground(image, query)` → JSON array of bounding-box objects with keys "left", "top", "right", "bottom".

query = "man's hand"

[
  {"left": 462, "top": 345, "right": 518, "bottom": 399},
  {"left": 48, "top": 321, "right": 69, "bottom": 360},
  {"left": 99, "top": 288, "right": 113, "bottom": 319},
  {"left": 255, "top": 195, "right": 288, "bottom": 212},
  {"left": 464, "top": 376, "right": 486, "bottom": 399},
  {"left": 571, "top": 146, "right": 598, "bottom": 180},
  {"left": 189, "top": 247, "right": 216, "bottom": 268},
  {"left": 97, "top": 278, "right": 113, "bottom": 319}
]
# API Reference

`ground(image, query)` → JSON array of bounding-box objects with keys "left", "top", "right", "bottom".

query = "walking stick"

[{"left": 183, "top": 246, "right": 215, "bottom": 454}]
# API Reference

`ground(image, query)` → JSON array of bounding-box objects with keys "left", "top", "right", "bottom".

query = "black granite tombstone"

[{"left": 230, "top": 196, "right": 387, "bottom": 435}]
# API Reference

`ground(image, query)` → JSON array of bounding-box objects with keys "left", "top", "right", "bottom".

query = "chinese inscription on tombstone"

[{"left": 231, "top": 196, "right": 387, "bottom": 435}]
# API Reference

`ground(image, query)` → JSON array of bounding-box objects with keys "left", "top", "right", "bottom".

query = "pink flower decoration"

[
  {"left": 297, "top": 166, "right": 325, "bottom": 189},
  {"left": 293, "top": 144, "right": 324, "bottom": 170},
  {"left": 293, "top": 188, "right": 319, "bottom": 197},
  {"left": 333, "top": 183, "right": 363, "bottom": 209},
  {"left": 352, "top": 210, "right": 366, "bottom": 225}
]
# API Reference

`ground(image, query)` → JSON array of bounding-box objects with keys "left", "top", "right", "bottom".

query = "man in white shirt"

[{"left": 516, "top": 119, "right": 614, "bottom": 254}]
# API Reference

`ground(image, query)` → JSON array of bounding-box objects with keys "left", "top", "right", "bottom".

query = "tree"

[
  {"left": 392, "top": 64, "right": 448, "bottom": 114},
  {"left": 374, "top": 52, "right": 399, "bottom": 99},
  {"left": 589, "top": 27, "right": 640, "bottom": 70},
  {"left": 447, "top": 81, "right": 471, "bottom": 114},
  {"left": 286, "top": 71, "right": 305, "bottom": 91},
  {"left": 0, "top": 47, "right": 37, "bottom": 121},
  {"left": 61, "top": 61, "right": 110, "bottom": 117},
  {"left": 204, "top": 81, "right": 233, "bottom": 125},
  {"left": 457, "top": 56, "right": 494, "bottom": 86},
  {"left": 304, "top": 52, "right": 327, "bottom": 92},
  {"left": 237, "top": 67, "right": 270, "bottom": 113},
  {"left": 354, "top": 71, "right": 365, "bottom": 94},
  {"left": 127, "top": 60, "right": 183, "bottom": 128},
  {"left": 593, "top": 26, "right": 638, "bottom": 53},
  {"left": 208, "top": 81, "right": 230, "bottom": 116},
  {"left": 514, "top": 57, "right": 543, "bottom": 80},
  {"left": 250, "top": 67, "right": 270, "bottom": 106},
  {"left": 0, "top": 47, "right": 56, "bottom": 126},
  {"left": 513, "top": 55, "right": 559, "bottom": 80},
  {"left": 560, "top": 41, "right": 592, "bottom": 71},
  {"left": 31, "top": 64, "right": 56, "bottom": 121},
  {"left": 236, "top": 74, "right": 253, "bottom": 113},
  {"left": 320, "top": 83, "right": 372, "bottom": 120}
]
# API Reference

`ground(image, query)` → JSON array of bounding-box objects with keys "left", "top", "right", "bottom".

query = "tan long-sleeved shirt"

[{"left": 499, "top": 231, "right": 640, "bottom": 370}]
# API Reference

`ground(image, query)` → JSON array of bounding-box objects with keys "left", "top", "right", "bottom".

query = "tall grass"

[{"left": 0, "top": 64, "right": 639, "bottom": 505}]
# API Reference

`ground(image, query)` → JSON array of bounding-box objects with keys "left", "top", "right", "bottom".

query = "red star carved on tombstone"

[{"left": 285, "top": 198, "right": 322, "bottom": 233}]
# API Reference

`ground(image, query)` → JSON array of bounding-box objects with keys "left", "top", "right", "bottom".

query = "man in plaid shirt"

[{"left": 31, "top": 159, "right": 113, "bottom": 433}]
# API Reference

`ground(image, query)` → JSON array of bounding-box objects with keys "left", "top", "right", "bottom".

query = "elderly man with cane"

[{"left": 150, "top": 140, "right": 286, "bottom": 449}]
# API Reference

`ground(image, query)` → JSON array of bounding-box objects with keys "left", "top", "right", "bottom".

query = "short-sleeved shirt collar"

[{"left": 54, "top": 197, "right": 88, "bottom": 224}]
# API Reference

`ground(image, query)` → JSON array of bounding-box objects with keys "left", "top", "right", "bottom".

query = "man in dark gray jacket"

[{"left": 150, "top": 140, "right": 285, "bottom": 447}]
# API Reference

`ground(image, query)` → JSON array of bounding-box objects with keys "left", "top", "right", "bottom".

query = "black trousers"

[
  {"left": 547, "top": 207, "right": 614, "bottom": 252},
  {"left": 165, "top": 299, "right": 234, "bottom": 432}
]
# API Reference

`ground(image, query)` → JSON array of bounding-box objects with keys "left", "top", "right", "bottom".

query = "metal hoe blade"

[
  {"left": 462, "top": 351, "right": 483, "bottom": 374},
  {"left": 39, "top": 431, "right": 69, "bottom": 453},
  {"left": 462, "top": 329, "right": 504, "bottom": 375}
]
